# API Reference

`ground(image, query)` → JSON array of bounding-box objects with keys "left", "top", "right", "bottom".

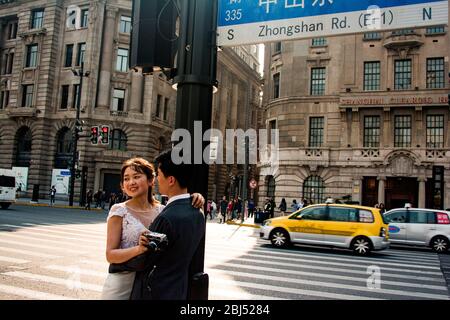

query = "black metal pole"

[
  {"left": 69, "top": 63, "right": 84, "bottom": 207},
  {"left": 173, "top": 0, "right": 218, "bottom": 300}
]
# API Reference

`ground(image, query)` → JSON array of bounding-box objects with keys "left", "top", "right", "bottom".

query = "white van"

[{"left": 0, "top": 175, "right": 16, "bottom": 209}]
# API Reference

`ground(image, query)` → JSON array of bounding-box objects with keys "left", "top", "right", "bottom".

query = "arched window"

[
  {"left": 14, "top": 127, "right": 32, "bottom": 167},
  {"left": 266, "top": 175, "right": 275, "bottom": 198},
  {"left": 110, "top": 129, "right": 127, "bottom": 151},
  {"left": 55, "top": 127, "right": 73, "bottom": 169},
  {"left": 303, "top": 176, "right": 325, "bottom": 205}
]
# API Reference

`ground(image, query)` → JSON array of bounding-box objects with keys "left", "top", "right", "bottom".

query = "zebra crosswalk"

[{"left": 0, "top": 218, "right": 449, "bottom": 300}]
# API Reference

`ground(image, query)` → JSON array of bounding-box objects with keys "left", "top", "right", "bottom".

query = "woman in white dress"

[{"left": 101, "top": 157, "right": 204, "bottom": 300}]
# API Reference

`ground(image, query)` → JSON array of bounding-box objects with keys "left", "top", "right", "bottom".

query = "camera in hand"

[{"left": 144, "top": 231, "right": 168, "bottom": 252}]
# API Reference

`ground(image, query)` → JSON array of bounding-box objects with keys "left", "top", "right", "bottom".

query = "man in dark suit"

[{"left": 130, "top": 149, "right": 205, "bottom": 300}]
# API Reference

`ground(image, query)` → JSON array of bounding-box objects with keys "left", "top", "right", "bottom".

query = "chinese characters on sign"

[{"left": 218, "top": 0, "right": 448, "bottom": 46}]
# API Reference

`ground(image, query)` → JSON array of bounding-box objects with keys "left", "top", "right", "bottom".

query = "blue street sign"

[{"left": 218, "top": 0, "right": 448, "bottom": 45}]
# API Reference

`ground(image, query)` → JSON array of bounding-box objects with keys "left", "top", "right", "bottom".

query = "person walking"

[
  {"left": 49, "top": 185, "right": 56, "bottom": 206},
  {"left": 278, "top": 198, "right": 287, "bottom": 214},
  {"left": 220, "top": 196, "right": 228, "bottom": 224},
  {"left": 206, "top": 200, "right": 213, "bottom": 220},
  {"left": 247, "top": 198, "right": 255, "bottom": 218},
  {"left": 130, "top": 149, "right": 206, "bottom": 300},
  {"left": 85, "top": 190, "right": 93, "bottom": 210},
  {"left": 101, "top": 157, "right": 204, "bottom": 300},
  {"left": 211, "top": 199, "right": 217, "bottom": 220}
]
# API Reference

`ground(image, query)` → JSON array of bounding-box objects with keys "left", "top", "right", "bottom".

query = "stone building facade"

[
  {"left": 260, "top": 23, "right": 450, "bottom": 211},
  {"left": 0, "top": 0, "right": 261, "bottom": 203}
]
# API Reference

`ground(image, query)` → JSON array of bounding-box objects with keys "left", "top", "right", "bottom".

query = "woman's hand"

[
  {"left": 191, "top": 193, "right": 205, "bottom": 209},
  {"left": 137, "top": 232, "right": 149, "bottom": 254}
]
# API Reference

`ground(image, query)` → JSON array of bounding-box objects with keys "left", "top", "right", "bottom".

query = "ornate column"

[
  {"left": 97, "top": 6, "right": 117, "bottom": 110},
  {"left": 129, "top": 71, "right": 144, "bottom": 113},
  {"left": 350, "top": 108, "right": 360, "bottom": 148},
  {"left": 377, "top": 175, "right": 386, "bottom": 205},
  {"left": 418, "top": 176, "right": 426, "bottom": 208}
]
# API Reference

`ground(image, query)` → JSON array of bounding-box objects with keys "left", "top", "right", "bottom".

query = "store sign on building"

[
  {"left": 218, "top": 0, "right": 448, "bottom": 46},
  {"left": 341, "top": 94, "right": 449, "bottom": 106}
]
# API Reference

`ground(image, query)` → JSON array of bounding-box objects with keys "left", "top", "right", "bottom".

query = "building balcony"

[
  {"left": 383, "top": 32, "right": 423, "bottom": 49},
  {"left": 110, "top": 110, "right": 128, "bottom": 117},
  {"left": 6, "top": 107, "right": 37, "bottom": 118}
]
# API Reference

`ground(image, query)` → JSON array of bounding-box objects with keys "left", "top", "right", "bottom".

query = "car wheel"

[
  {"left": 0, "top": 203, "right": 10, "bottom": 210},
  {"left": 430, "top": 236, "right": 449, "bottom": 253},
  {"left": 351, "top": 236, "right": 372, "bottom": 255},
  {"left": 270, "top": 229, "right": 290, "bottom": 248}
]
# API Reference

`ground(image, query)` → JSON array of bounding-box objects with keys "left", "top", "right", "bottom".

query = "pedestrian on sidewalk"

[
  {"left": 85, "top": 190, "right": 93, "bottom": 210},
  {"left": 278, "top": 198, "right": 287, "bottom": 214},
  {"left": 211, "top": 199, "right": 217, "bottom": 220},
  {"left": 206, "top": 200, "right": 213, "bottom": 220},
  {"left": 49, "top": 186, "right": 56, "bottom": 206},
  {"left": 101, "top": 157, "right": 205, "bottom": 300},
  {"left": 219, "top": 196, "right": 228, "bottom": 223},
  {"left": 247, "top": 198, "right": 255, "bottom": 218}
]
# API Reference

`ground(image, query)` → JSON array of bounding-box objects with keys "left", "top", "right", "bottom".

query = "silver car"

[{"left": 384, "top": 207, "right": 450, "bottom": 252}]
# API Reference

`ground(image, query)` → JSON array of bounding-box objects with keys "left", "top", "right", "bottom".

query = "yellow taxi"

[{"left": 260, "top": 203, "right": 389, "bottom": 255}]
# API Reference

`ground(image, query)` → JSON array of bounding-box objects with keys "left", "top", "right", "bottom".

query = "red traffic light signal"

[
  {"left": 100, "top": 125, "right": 110, "bottom": 145},
  {"left": 90, "top": 126, "right": 99, "bottom": 145}
]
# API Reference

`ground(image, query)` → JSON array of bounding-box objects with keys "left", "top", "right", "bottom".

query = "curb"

[
  {"left": 226, "top": 220, "right": 261, "bottom": 229},
  {"left": 15, "top": 202, "right": 104, "bottom": 212}
]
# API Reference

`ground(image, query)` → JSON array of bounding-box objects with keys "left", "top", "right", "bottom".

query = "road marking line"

[
  {"left": 0, "top": 231, "right": 104, "bottom": 247},
  {"left": 207, "top": 259, "right": 448, "bottom": 291},
  {"left": 0, "top": 256, "right": 29, "bottom": 264},
  {"left": 205, "top": 252, "right": 444, "bottom": 280},
  {"left": 0, "top": 247, "right": 62, "bottom": 259},
  {"left": 209, "top": 241, "right": 441, "bottom": 268},
  {"left": 0, "top": 238, "right": 90, "bottom": 255},
  {"left": 0, "top": 224, "right": 104, "bottom": 240},
  {"left": 3, "top": 271, "right": 104, "bottom": 292},
  {"left": 206, "top": 244, "right": 442, "bottom": 271},
  {"left": 0, "top": 284, "right": 78, "bottom": 300},
  {"left": 208, "top": 274, "right": 381, "bottom": 300},
  {"left": 208, "top": 269, "right": 450, "bottom": 300},
  {"left": 21, "top": 223, "right": 106, "bottom": 236}
]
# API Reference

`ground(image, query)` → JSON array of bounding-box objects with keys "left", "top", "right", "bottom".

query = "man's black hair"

[{"left": 155, "top": 149, "right": 190, "bottom": 189}]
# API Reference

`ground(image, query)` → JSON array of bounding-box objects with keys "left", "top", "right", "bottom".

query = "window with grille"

[
  {"left": 120, "top": 16, "right": 132, "bottom": 33},
  {"left": 65, "top": 44, "right": 73, "bottom": 67},
  {"left": 311, "top": 68, "right": 325, "bottom": 95},
  {"left": 394, "top": 115, "right": 412, "bottom": 148},
  {"left": 81, "top": 9, "right": 89, "bottom": 28},
  {"left": 312, "top": 37, "right": 327, "bottom": 46},
  {"left": 273, "top": 73, "right": 280, "bottom": 98},
  {"left": 72, "top": 84, "right": 80, "bottom": 109},
  {"left": 112, "top": 89, "right": 125, "bottom": 112},
  {"left": 303, "top": 176, "right": 325, "bottom": 205},
  {"left": 116, "top": 48, "right": 129, "bottom": 72},
  {"left": 364, "top": 116, "right": 380, "bottom": 148},
  {"left": 363, "top": 32, "right": 382, "bottom": 40},
  {"left": 110, "top": 129, "right": 128, "bottom": 151},
  {"left": 364, "top": 61, "right": 380, "bottom": 91},
  {"left": 26, "top": 44, "right": 38, "bottom": 68},
  {"left": 426, "top": 115, "right": 444, "bottom": 149},
  {"left": 309, "top": 117, "right": 324, "bottom": 148},
  {"left": 394, "top": 59, "right": 412, "bottom": 90},
  {"left": 76, "top": 43, "right": 86, "bottom": 66},
  {"left": 22, "top": 85, "right": 34, "bottom": 108},
  {"left": 0, "top": 90, "right": 9, "bottom": 109},
  {"left": 426, "top": 26, "right": 445, "bottom": 34},
  {"left": 60, "top": 85, "right": 69, "bottom": 109},
  {"left": 426, "top": 58, "right": 444, "bottom": 89},
  {"left": 31, "top": 9, "right": 44, "bottom": 29}
]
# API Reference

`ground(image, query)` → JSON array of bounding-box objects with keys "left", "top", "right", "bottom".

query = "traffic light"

[
  {"left": 90, "top": 126, "right": 99, "bottom": 145},
  {"left": 100, "top": 125, "right": 110, "bottom": 145},
  {"left": 75, "top": 120, "right": 84, "bottom": 133}
]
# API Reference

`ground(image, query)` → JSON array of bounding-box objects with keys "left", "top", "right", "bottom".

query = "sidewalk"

[{"left": 15, "top": 197, "right": 105, "bottom": 212}]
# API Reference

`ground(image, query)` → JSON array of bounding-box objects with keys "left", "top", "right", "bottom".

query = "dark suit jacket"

[{"left": 130, "top": 197, "right": 205, "bottom": 300}]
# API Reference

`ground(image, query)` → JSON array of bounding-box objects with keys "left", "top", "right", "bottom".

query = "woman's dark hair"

[{"left": 121, "top": 158, "right": 157, "bottom": 205}]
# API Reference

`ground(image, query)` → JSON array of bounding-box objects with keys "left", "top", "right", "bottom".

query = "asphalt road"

[{"left": 0, "top": 205, "right": 449, "bottom": 300}]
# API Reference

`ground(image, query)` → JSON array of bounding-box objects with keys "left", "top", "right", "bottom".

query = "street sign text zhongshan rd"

[{"left": 218, "top": 0, "right": 448, "bottom": 46}]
